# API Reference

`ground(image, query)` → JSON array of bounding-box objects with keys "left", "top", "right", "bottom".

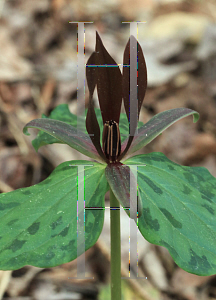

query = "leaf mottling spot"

[
  {"left": 51, "top": 233, "right": 57, "bottom": 238},
  {"left": 201, "top": 190, "right": 214, "bottom": 203},
  {"left": 192, "top": 171, "right": 204, "bottom": 182},
  {"left": 61, "top": 240, "right": 75, "bottom": 251},
  {"left": 168, "top": 165, "right": 175, "bottom": 171},
  {"left": 85, "top": 221, "right": 94, "bottom": 234},
  {"left": 9, "top": 239, "right": 26, "bottom": 252},
  {"left": 139, "top": 174, "right": 163, "bottom": 195},
  {"left": 47, "top": 245, "right": 57, "bottom": 252},
  {"left": 189, "top": 249, "right": 211, "bottom": 273},
  {"left": 201, "top": 204, "right": 214, "bottom": 215},
  {"left": 159, "top": 240, "right": 178, "bottom": 258},
  {"left": 7, "top": 219, "right": 19, "bottom": 226},
  {"left": 22, "top": 190, "right": 31, "bottom": 195},
  {"left": 51, "top": 216, "right": 63, "bottom": 230},
  {"left": 60, "top": 226, "right": 69, "bottom": 237},
  {"left": 0, "top": 202, "right": 19, "bottom": 211},
  {"left": 61, "top": 166, "right": 70, "bottom": 172},
  {"left": 28, "top": 222, "right": 40, "bottom": 235},
  {"left": 143, "top": 208, "right": 160, "bottom": 231},
  {"left": 159, "top": 208, "right": 182, "bottom": 228},
  {"left": 183, "top": 172, "right": 195, "bottom": 184},
  {"left": 201, "top": 194, "right": 213, "bottom": 203},
  {"left": 182, "top": 185, "right": 192, "bottom": 195}
]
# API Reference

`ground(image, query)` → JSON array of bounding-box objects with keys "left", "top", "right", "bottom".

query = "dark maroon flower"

[
  {"left": 84, "top": 32, "right": 147, "bottom": 218},
  {"left": 85, "top": 32, "right": 147, "bottom": 165}
]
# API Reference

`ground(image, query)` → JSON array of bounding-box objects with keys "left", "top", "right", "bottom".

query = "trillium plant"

[{"left": 1, "top": 32, "right": 216, "bottom": 299}]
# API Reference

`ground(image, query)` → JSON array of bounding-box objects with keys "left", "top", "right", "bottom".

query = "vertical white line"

[
  {"left": 122, "top": 164, "right": 146, "bottom": 279},
  {"left": 129, "top": 165, "right": 138, "bottom": 278},
  {"left": 122, "top": 21, "right": 147, "bottom": 138},
  {"left": 130, "top": 22, "right": 138, "bottom": 136},
  {"left": 68, "top": 21, "right": 93, "bottom": 135},
  {"left": 77, "top": 23, "right": 85, "bottom": 133},
  {"left": 71, "top": 164, "right": 93, "bottom": 279},
  {"left": 76, "top": 165, "right": 85, "bottom": 278}
]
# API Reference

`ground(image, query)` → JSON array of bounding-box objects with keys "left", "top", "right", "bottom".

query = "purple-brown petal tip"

[{"left": 95, "top": 32, "right": 122, "bottom": 124}]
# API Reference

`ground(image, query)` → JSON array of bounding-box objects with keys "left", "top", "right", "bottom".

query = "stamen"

[{"left": 102, "top": 120, "right": 121, "bottom": 162}]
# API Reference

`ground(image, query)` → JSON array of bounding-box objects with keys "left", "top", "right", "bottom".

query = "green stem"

[{"left": 110, "top": 188, "right": 121, "bottom": 300}]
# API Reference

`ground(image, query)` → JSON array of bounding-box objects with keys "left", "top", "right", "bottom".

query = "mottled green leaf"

[
  {"left": 0, "top": 161, "right": 108, "bottom": 270},
  {"left": 125, "top": 153, "right": 216, "bottom": 276}
]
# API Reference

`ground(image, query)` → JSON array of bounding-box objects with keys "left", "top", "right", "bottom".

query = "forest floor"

[{"left": 0, "top": 0, "right": 216, "bottom": 299}]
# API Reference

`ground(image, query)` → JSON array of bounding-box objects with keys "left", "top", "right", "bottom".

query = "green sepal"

[
  {"left": 24, "top": 104, "right": 143, "bottom": 152},
  {"left": 24, "top": 118, "right": 101, "bottom": 161},
  {"left": 30, "top": 104, "right": 80, "bottom": 151},
  {"left": 122, "top": 108, "right": 199, "bottom": 158}
]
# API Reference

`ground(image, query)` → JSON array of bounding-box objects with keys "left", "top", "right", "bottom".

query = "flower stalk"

[{"left": 110, "top": 188, "right": 121, "bottom": 300}]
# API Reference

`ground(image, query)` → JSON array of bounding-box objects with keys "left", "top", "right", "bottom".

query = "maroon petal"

[
  {"left": 86, "top": 52, "right": 107, "bottom": 162},
  {"left": 105, "top": 162, "right": 142, "bottom": 219},
  {"left": 122, "top": 35, "right": 147, "bottom": 124},
  {"left": 95, "top": 32, "right": 122, "bottom": 124},
  {"left": 119, "top": 36, "right": 147, "bottom": 161}
]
